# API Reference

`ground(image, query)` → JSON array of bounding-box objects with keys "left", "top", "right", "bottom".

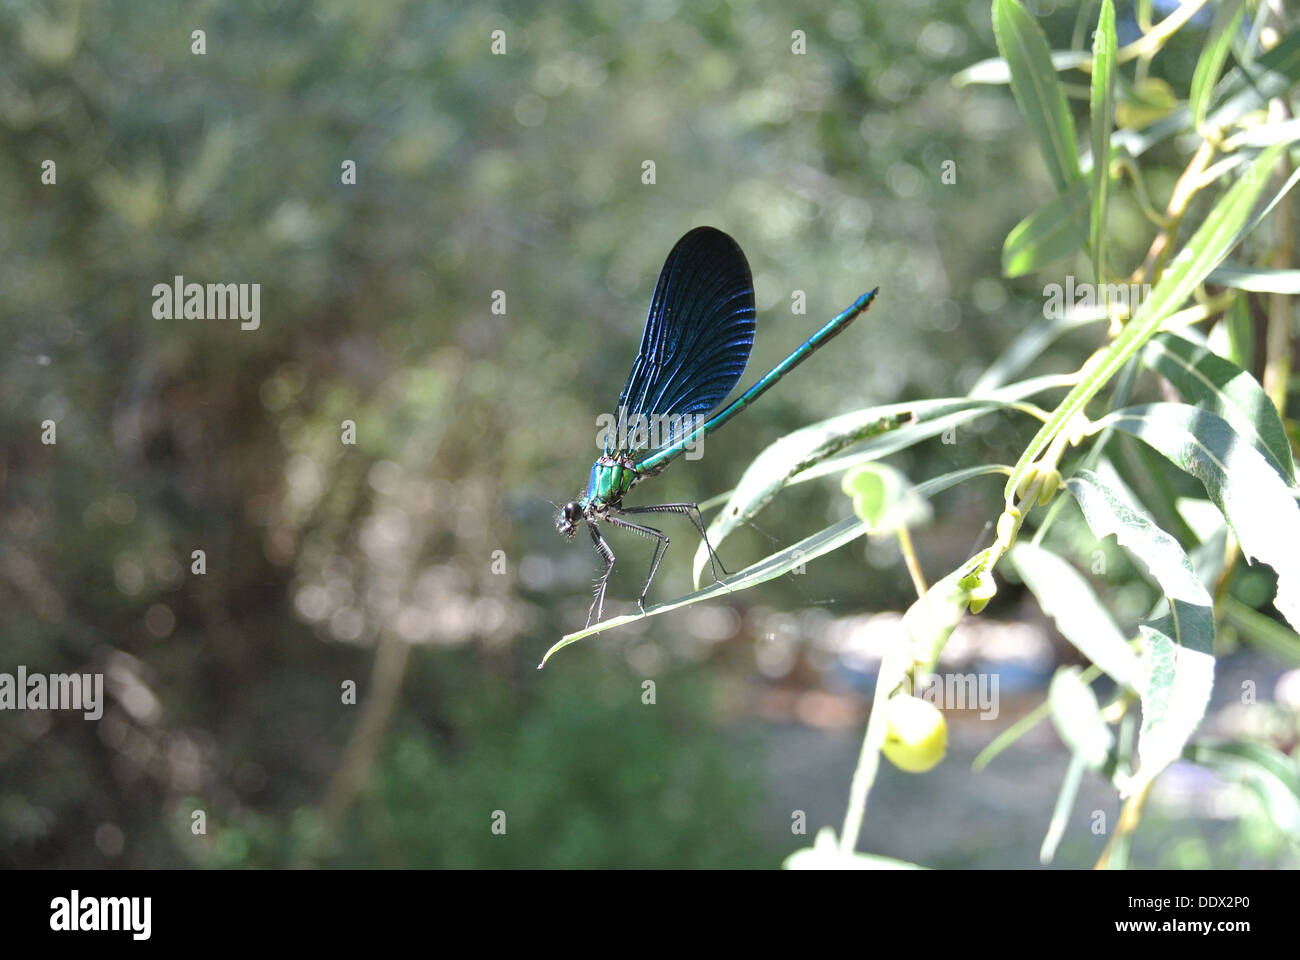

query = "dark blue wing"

[{"left": 606, "top": 227, "right": 756, "bottom": 454}]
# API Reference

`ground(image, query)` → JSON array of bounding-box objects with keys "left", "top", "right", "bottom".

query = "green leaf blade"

[
  {"left": 1190, "top": 0, "right": 1247, "bottom": 129},
  {"left": 1002, "top": 179, "right": 1090, "bottom": 276},
  {"left": 539, "top": 516, "right": 870, "bottom": 668},
  {"left": 689, "top": 381, "right": 1064, "bottom": 587},
  {"left": 1183, "top": 740, "right": 1300, "bottom": 838},
  {"left": 1008, "top": 541, "right": 1145, "bottom": 691},
  {"left": 1143, "top": 332, "right": 1295, "bottom": 484},
  {"left": 1207, "top": 263, "right": 1300, "bottom": 293},
  {"left": 1135, "top": 615, "right": 1215, "bottom": 797},
  {"left": 953, "top": 49, "right": 1093, "bottom": 87},
  {"left": 992, "top": 0, "right": 1082, "bottom": 193},
  {"left": 1063, "top": 468, "right": 1216, "bottom": 794},
  {"left": 1088, "top": 0, "right": 1117, "bottom": 282},
  {"left": 1048, "top": 665, "right": 1114, "bottom": 770},
  {"left": 1066, "top": 469, "right": 1214, "bottom": 609},
  {"left": 1220, "top": 597, "right": 1300, "bottom": 667},
  {"left": 1106, "top": 402, "right": 1300, "bottom": 632}
]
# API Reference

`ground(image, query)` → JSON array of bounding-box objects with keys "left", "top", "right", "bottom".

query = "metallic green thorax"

[{"left": 582, "top": 454, "right": 641, "bottom": 510}]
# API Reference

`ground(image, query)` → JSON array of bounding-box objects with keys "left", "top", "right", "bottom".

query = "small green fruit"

[{"left": 881, "top": 695, "right": 948, "bottom": 773}]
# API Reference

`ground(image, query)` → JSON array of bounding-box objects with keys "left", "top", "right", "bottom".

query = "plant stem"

[
  {"left": 1118, "top": 0, "right": 1212, "bottom": 64},
  {"left": 972, "top": 663, "right": 1103, "bottom": 770},
  {"left": 1116, "top": 153, "right": 1170, "bottom": 229},
  {"left": 839, "top": 646, "right": 909, "bottom": 856},
  {"left": 838, "top": 526, "right": 929, "bottom": 856},
  {"left": 896, "top": 524, "right": 929, "bottom": 598},
  {"left": 1141, "top": 138, "right": 1216, "bottom": 285},
  {"left": 1263, "top": 99, "right": 1294, "bottom": 418},
  {"left": 1095, "top": 777, "right": 1154, "bottom": 869}
]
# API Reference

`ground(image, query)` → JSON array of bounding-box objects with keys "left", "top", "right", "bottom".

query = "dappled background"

[{"left": 2, "top": 0, "right": 1295, "bottom": 868}]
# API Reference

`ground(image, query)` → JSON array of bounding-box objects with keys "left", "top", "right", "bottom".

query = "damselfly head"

[{"left": 556, "top": 501, "right": 582, "bottom": 539}]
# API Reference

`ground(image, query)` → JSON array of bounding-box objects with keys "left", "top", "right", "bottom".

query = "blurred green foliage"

[
  {"left": 4, "top": 0, "right": 1291, "bottom": 869},
  {"left": 188, "top": 657, "right": 773, "bottom": 869},
  {"left": 5, "top": 0, "right": 1037, "bottom": 869}
]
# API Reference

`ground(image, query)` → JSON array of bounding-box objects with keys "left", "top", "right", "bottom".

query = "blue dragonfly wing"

[{"left": 606, "top": 226, "right": 756, "bottom": 455}]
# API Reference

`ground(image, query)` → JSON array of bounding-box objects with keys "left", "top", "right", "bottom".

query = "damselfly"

[{"left": 557, "top": 226, "right": 877, "bottom": 625}]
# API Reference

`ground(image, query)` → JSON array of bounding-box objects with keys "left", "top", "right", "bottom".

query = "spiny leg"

[
  {"left": 619, "top": 502, "right": 729, "bottom": 582},
  {"left": 587, "top": 523, "right": 616, "bottom": 628},
  {"left": 604, "top": 514, "right": 670, "bottom": 614}
]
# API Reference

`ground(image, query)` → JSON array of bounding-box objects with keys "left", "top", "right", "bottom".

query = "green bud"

[
  {"left": 1036, "top": 469, "right": 1061, "bottom": 506},
  {"left": 1014, "top": 464, "right": 1040, "bottom": 501},
  {"left": 996, "top": 507, "right": 1020, "bottom": 549}
]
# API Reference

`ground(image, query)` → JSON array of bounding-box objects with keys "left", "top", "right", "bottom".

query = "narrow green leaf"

[
  {"left": 1220, "top": 597, "right": 1300, "bottom": 667},
  {"left": 1048, "top": 666, "right": 1114, "bottom": 770},
  {"left": 1190, "top": 0, "right": 1246, "bottom": 129},
  {"left": 973, "top": 699, "right": 1051, "bottom": 772},
  {"left": 1222, "top": 292, "right": 1254, "bottom": 370},
  {"left": 1224, "top": 118, "right": 1300, "bottom": 149},
  {"left": 1234, "top": 162, "right": 1300, "bottom": 251},
  {"left": 687, "top": 400, "right": 940, "bottom": 586},
  {"left": 1109, "top": 438, "right": 1201, "bottom": 549},
  {"left": 953, "top": 49, "right": 1093, "bottom": 87},
  {"left": 1040, "top": 752, "right": 1086, "bottom": 864},
  {"left": 1066, "top": 469, "right": 1215, "bottom": 611},
  {"left": 1142, "top": 332, "right": 1294, "bottom": 483},
  {"left": 1106, "top": 402, "right": 1300, "bottom": 632},
  {"left": 1181, "top": 495, "right": 1231, "bottom": 587},
  {"left": 1183, "top": 740, "right": 1300, "bottom": 838},
  {"left": 1008, "top": 541, "right": 1145, "bottom": 691},
  {"left": 1207, "top": 25, "right": 1300, "bottom": 129},
  {"left": 1064, "top": 468, "right": 1216, "bottom": 794},
  {"left": 793, "top": 376, "right": 1070, "bottom": 486},
  {"left": 1208, "top": 262, "right": 1300, "bottom": 293},
  {"left": 993, "top": 0, "right": 1082, "bottom": 193},
  {"left": 915, "top": 464, "right": 1010, "bottom": 499},
  {"left": 1105, "top": 26, "right": 1300, "bottom": 161},
  {"left": 1133, "top": 615, "right": 1214, "bottom": 797},
  {"left": 690, "top": 375, "right": 1066, "bottom": 586},
  {"left": 1004, "top": 143, "right": 1288, "bottom": 502},
  {"left": 540, "top": 516, "right": 869, "bottom": 667},
  {"left": 1089, "top": 0, "right": 1117, "bottom": 283},
  {"left": 1002, "top": 178, "right": 1089, "bottom": 276},
  {"left": 690, "top": 402, "right": 906, "bottom": 577},
  {"left": 972, "top": 310, "right": 1108, "bottom": 394}
]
